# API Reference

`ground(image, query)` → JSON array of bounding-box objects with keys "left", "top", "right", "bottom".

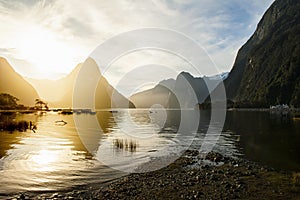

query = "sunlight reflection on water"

[
  {"left": 0, "top": 110, "right": 235, "bottom": 193},
  {"left": 1, "top": 110, "right": 299, "bottom": 194},
  {"left": 0, "top": 113, "right": 116, "bottom": 193}
]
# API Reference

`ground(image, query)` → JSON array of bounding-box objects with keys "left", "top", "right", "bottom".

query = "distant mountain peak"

[
  {"left": 207, "top": 72, "right": 229, "bottom": 81},
  {"left": 177, "top": 71, "right": 194, "bottom": 80},
  {"left": 0, "top": 56, "right": 8, "bottom": 62},
  {"left": 0, "top": 57, "right": 14, "bottom": 72},
  {"left": 25, "top": 58, "right": 134, "bottom": 108}
]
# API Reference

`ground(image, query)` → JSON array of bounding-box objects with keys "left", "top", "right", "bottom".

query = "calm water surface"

[
  {"left": 0, "top": 110, "right": 299, "bottom": 194},
  {"left": 224, "top": 111, "right": 300, "bottom": 171}
]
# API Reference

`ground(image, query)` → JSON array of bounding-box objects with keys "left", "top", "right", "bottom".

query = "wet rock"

[
  {"left": 185, "top": 149, "right": 199, "bottom": 157},
  {"left": 19, "top": 193, "right": 25, "bottom": 200},
  {"left": 205, "top": 152, "right": 224, "bottom": 163},
  {"left": 50, "top": 193, "right": 59, "bottom": 198}
]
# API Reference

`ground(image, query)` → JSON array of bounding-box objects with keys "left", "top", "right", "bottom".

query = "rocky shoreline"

[{"left": 7, "top": 150, "right": 300, "bottom": 200}]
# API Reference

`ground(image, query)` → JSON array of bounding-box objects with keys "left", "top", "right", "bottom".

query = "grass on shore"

[
  {"left": 113, "top": 138, "right": 138, "bottom": 152},
  {"left": 0, "top": 120, "right": 36, "bottom": 132}
]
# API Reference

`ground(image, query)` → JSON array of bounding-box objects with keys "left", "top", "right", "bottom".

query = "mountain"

[
  {"left": 130, "top": 72, "right": 224, "bottom": 108},
  {"left": 86, "top": 58, "right": 135, "bottom": 109},
  {"left": 208, "top": 72, "right": 229, "bottom": 81},
  {"left": 26, "top": 64, "right": 81, "bottom": 106},
  {"left": 0, "top": 57, "right": 39, "bottom": 106},
  {"left": 130, "top": 78, "right": 176, "bottom": 108},
  {"left": 27, "top": 58, "right": 135, "bottom": 109},
  {"left": 224, "top": 0, "right": 300, "bottom": 107}
]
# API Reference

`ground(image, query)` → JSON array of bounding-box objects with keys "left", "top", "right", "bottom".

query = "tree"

[
  {"left": 0, "top": 93, "right": 19, "bottom": 109},
  {"left": 34, "top": 98, "right": 49, "bottom": 110}
]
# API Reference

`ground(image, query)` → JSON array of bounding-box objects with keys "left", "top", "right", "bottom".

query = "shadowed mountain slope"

[{"left": 0, "top": 57, "right": 39, "bottom": 106}]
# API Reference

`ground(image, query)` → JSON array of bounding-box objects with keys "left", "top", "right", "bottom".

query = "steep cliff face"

[
  {"left": 225, "top": 0, "right": 300, "bottom": 107},
  {"left": 0, "top": 57, "right": 39, "bottom": 106}
]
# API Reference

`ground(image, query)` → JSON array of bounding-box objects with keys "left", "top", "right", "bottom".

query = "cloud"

[
  {"left": 0, "top": 0, "right": 275, "bottom": 88},
  {"left": 0, "top": 48, "right": 17, "bottom": 55}
]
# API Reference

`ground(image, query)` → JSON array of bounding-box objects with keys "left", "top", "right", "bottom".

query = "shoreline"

[{"left": 8, "top": 150, "right": 300, "bottom": 200}]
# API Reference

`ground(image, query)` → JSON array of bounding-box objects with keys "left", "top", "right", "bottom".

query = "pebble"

[{"left": 6, "top": 150, "right": 298, "bottom": 200}]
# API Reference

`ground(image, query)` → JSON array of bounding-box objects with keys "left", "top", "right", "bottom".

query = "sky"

[{"left": 0, "top": 0, "right": 274, "bottom": 86}]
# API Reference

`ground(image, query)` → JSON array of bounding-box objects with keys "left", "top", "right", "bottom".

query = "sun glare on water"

[{"left": 30, "top": 149, "right": 59, "bottom": 172}]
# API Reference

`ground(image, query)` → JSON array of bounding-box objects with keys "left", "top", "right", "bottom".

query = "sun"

[{"left": 16, "top": 24, "right": 78, "bottom": 78}]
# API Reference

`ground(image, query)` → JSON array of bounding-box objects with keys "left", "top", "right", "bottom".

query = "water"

[
  {"left": 0, "top": 110, "right": 299, "bottom": 194},
  {"left": 224, "top": 111, "right": 300, "bottom": 171},
  {"left": 0, "top": 112, "right": 125, "bottom": 194}
]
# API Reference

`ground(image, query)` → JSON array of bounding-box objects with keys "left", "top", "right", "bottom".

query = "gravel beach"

[{"left": 7, "top": 150, "right": 300, "bottom": 200}]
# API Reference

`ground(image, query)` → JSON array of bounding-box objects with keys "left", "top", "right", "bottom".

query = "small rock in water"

[{"left": 19, "top": 193, "right": 25, "bottom": 200}]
